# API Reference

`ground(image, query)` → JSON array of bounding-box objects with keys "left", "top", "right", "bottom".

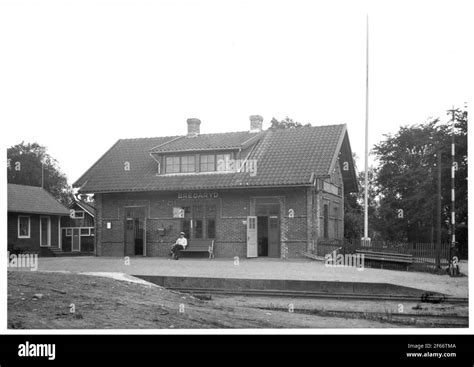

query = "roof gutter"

[
  {"left": 78, "top": 183, "right": 316, "bottom": 195},
  {"left": 149, "top": 153, "right": 161, "bottom": 174},
  {"left": 150, "top": 147, "right": 239, "bottom": 154},
  {"left": 8, "top": 209, "right": 70, "bottom": 216}
]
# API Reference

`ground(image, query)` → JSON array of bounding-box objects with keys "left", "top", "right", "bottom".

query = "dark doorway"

[
  {"left": 257, "top": 216, "right": 268, "bottom": 256},
  {"left": 124, "top": 207, "right": 145, "bottom": 256},
  {"left": 61, "top": 229, "right": 72, "bottom": 252},
  {"left": 268, "top": 216, "right": 280, "bottom": 258},
  {"left": 255, "top": 201, "right": 280, "bottom": 258}
]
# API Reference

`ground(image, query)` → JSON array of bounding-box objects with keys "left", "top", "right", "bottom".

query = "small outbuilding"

[
  {"left": 60, "top": 198, "right": 96, "bottom": 254},
  {"left": 7, "top": 183, "right": 70, "bottom": 256}
]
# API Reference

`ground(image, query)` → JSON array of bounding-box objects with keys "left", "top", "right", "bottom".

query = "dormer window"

[
  {"left": 200, "top": 154, "right": 216, "bottom": 172},
  {"left": 165, "top": 155, "right": 195, "bottom": 173},
  {"left": 165, "top": 156, "right": 180, "bottom": 173},
  {"left": 181, "top": 156, "right": 196, "bottom": 173},
  {"left": 163, "top": 153, "right": 232, "bottom": 174}
]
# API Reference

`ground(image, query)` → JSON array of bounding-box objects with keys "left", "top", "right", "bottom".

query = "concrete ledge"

[{"left": 134, "top": 275, "right": 448, "bottom": 299}]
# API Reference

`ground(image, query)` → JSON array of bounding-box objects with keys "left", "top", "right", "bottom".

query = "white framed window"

[
  {"left": 18, "top": 216, "right": 30, "bottom": 238},
  {"left": 200, "top": 154, "right": 216, "bottom": 172},
  {"left": 80, "top": 228, "right": 90, "bottom": 236},
  {"left": 180, "top": 155, "right": 195, "bottom": 173},
  {"left": 66, "top": 228, "right": 73, "bottom": 236},
  {"left": 73, "top": 210, "right": 85, "bottom": 219},
  {"left": 165, "top": 156, "right": 180, "bottom": 173},
  {"left": 165, "top": 153, "right": 234, "bottom": 174}
]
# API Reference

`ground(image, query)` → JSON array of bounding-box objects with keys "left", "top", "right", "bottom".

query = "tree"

[
  {"left": 7, "top": 142, "right": 73, "bottom": 205},
  {"left": 269, "top": 116, "right": 311, "bottom": 129},
  {"left": 344, "top": 167, "right": 379, "bottom": 240},
  {"left": 344, "top": 186, "right": 363, "bottom": 239},
  {"left": 371, "top": 109, "right": 467, "bottom": 254}
]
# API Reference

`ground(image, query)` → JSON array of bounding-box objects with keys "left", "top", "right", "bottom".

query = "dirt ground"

[{"left": 8, "top": 270, "right": 418, "bottom": 329}]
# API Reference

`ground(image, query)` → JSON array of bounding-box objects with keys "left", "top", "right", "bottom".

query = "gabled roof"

[
  {"left": 69, "top": 199, "right": 95, "bottom": 217},
  {"left": 8, "top": 184, "right": 70, "bottom": 216},
  {"left": 73, "top": 124, "right": 358, "bottom": 193},
  {"left": 73, "top": 136, "right": 178, "bottom": 190},
  {"left": 150, "top": 131, "right": 263, "bottom": 153}
]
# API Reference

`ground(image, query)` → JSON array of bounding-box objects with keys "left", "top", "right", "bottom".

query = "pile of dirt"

[{"left": 7, "top": 270, "right": 400, "bottom": 329}]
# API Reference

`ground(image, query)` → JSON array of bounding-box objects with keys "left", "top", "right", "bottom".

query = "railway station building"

[{"left": 73, "top": 116, "right": 358, "bottom": 259}]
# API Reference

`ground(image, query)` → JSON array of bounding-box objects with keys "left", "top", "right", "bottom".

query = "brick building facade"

[{"left": 75, "top": 116, "right": 357, "bottom": 259}]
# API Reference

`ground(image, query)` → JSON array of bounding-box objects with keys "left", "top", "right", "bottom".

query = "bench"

[
  {"left": 182, "top": 239, "right": 215, "bottom": 259},
  {"left": 355, "top": 250, "right": 413, "bottom": 270}
]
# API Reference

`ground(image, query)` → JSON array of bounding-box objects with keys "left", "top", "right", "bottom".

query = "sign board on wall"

[
  {"left": 322, "top": 181, "right": 340, "bottom": 196},
  {"left": 173, "top": 207, "right": 185, "bottom": 218},
  {"left": 177, "top": 192, "right": 219, "bottom": 199}
]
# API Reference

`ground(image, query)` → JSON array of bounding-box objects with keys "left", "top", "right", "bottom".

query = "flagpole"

[{"left": 363, "top": 14, "right": 370, "bottom": 244}]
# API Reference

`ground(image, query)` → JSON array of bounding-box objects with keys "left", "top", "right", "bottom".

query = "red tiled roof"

[
  {"left": 8, "top": 184, "right": 70, "bottom": 215},
  {"left": 73, "top": 124, "right": 357, "bottom": 193}
]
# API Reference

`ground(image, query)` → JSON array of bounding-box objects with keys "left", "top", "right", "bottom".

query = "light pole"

[
  {"left": 434, "top": 148, "right": 441, "bottom": 269},
  {"left": 447, "top": 107, "right": 460, "bottom": 276},
  {"left": 363, "top": 14, "right": 370, "bottom": 247}
]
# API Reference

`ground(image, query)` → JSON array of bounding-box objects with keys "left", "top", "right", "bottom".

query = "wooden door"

[
  {"left": 125, "top": 218, "right": 135, "bottom": 256},
  {"left": 268, "top": 216, "right": 280, "bottom": 258},
  {"left": 40, "top": 216, "right": 50, "bottom": 247},
  {"left": 246, "top": 216, "right": 258, "bottom": 258},
  {"left": 72, "top": 228, "right": 80, "bottom": 252},
  {"left": 62, "top": 229, "right": 72, "bottom": 252},
  {"left": 124, "top": 207, "right": 146, "bottom": 256},
  {"left": 133, "top": 218, "right": 144, "bottom": 255}
]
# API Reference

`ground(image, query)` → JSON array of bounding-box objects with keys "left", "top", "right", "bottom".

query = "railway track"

[
  {"left": 251, "top": 306, "right": 469, "bottom": 327},
  {"left": 170, "top": 287, "right": 468, "bottom": 304},
  {"left": 162, "top": 285, "right": 468, "bottom": 326}
]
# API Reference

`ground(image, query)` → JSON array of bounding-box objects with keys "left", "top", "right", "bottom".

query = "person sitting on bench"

[{"left": 170, "top": 232, "right": 187, "bottom": 260}]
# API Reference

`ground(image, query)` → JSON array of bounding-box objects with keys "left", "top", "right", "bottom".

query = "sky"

[{"left": 0, "top": 0, "right": 471, "bottom": 185}]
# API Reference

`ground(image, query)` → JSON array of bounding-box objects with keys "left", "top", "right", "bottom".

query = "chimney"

[
  {"left": 187, "top": 118, "right": 201, "bottom": 136},
  {"left": 249, "top": 115, "right": 263, "bottom": 132}
]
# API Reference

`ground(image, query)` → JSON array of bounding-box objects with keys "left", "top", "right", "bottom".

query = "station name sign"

[{"left": 177, "top": 192, "right": 219, "bottom": 199}]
